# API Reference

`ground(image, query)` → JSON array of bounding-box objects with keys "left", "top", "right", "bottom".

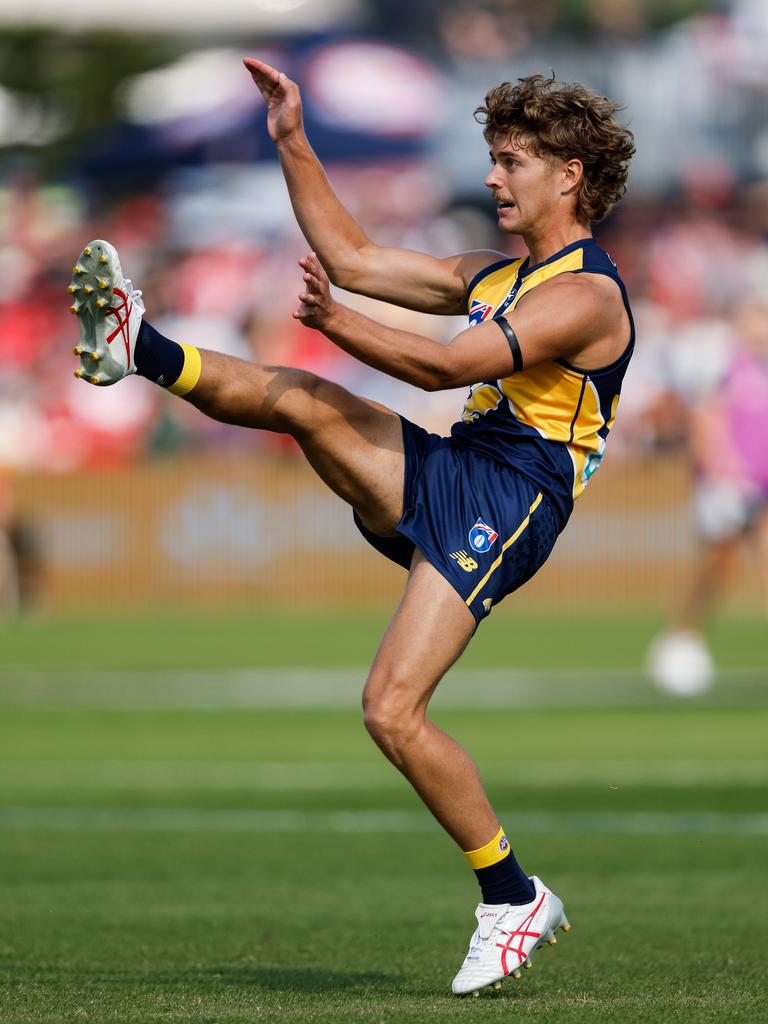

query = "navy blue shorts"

[{"left": 354, "top": 416, "right": 562, "bottom": 623}]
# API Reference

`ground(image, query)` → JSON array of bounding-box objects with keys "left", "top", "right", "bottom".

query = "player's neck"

[{"left": 523, "top": 222, "right": 592, "bottom": 268}]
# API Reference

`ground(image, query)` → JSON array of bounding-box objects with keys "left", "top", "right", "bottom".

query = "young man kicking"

[{"left": 68, "top": 65, "right": 635, "bottom": 995}]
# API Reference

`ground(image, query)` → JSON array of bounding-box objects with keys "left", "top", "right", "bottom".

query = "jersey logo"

[
  {"left": 468, "top": 518, "right": 498, "bottom": 553},
  {"left": 449, "top": 550, "right": 479, "bottom": 572},
  {"left": 461, "top": 382, "right": 504, "bottom": 424},
  {"left": 469, "top": 299, "right": 494, "bottom": 326}
]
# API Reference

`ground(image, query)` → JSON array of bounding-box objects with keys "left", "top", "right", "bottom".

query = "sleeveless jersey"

[{"left": 450, "top": 237, "right": 635, "bottom": 529}]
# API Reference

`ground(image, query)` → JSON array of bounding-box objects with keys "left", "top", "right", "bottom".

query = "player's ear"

[{"left": 561, "top": 159, "right": 583, "bottom": 197}]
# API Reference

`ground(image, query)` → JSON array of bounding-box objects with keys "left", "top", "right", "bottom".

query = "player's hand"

[
  {"left": 243, "top": 57, "right": 303, "bottom": 143},
  {"left": 294, "top": 253, "right": 335, "bottom": 329}
]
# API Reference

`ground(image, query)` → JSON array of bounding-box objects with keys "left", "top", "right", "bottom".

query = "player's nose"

[{"left": 484, "top": 167, "right": 502, "bottom": 190}]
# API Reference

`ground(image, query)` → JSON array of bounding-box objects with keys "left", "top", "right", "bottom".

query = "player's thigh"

[
  {"left": 363, "top": 551, "right": 476, "bottom": 719},
  {"left": 289, "top": 375, "right": 406, "bottom": 536}
]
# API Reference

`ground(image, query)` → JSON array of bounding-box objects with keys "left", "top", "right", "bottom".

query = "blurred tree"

[{"left": 0, "top": 28, "right": 174, "bottom": 174}]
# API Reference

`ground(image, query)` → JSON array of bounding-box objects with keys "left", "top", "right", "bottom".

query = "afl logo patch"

[
  {"left": 468, "top": 518, "right": 498, "bottom": 553},
  {"left": 469, "top": 299, "right": 494, "bottom": 326}
]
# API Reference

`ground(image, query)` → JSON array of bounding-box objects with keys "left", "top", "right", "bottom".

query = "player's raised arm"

[{"left": 244, "top": 57, "right": 503, "bottom": 315}]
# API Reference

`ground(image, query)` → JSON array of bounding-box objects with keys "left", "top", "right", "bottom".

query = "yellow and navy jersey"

[{"left": 450, "top": 237, "right": 634, "bottom": 528}]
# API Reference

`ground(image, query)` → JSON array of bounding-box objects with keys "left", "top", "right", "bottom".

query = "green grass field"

[
  {"left": 0, "top": 612, "right": 766, "bottom": 1023},
  {"left": 1, "top": 607, "right": 767, "bottom": 670}
]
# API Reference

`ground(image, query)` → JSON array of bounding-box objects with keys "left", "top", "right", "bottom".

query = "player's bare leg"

[
  {"left": 363, "top": 552, "right": 569, "bottom": 995},
  {"left": 69, "top": 239, "right": 406, "bottom": 534},
  {"left": 363, "top": 552, "right": 494, "bottom": 848},
  {"left": 186, "top": 351, "right": 406, "bottom": 535}
]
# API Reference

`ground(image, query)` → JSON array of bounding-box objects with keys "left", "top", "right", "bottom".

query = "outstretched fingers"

[
  {"left": 294, "top": 254, "right": 333, "bottom": 323},
  {"left": 299, "top": 252, "right": 324, "bottom": 279},
  {"left": 243, "top": 57, "right": 288, "bottom": 99}
]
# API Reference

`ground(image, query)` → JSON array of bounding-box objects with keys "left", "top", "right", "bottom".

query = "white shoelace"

[
  {"left": 123, "top": 279, "right": 144, "bottom": 307},
  {"left": 467, "top": 930, "right": 493, "bottom": 959}
]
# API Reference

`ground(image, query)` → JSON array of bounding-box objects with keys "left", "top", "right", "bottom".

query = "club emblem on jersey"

[
  {"left": 468, "top": 518, "right": 498, "bottom": 554},
  {"left": 469, "top": 299, "right": 494, "bottom": 326}
]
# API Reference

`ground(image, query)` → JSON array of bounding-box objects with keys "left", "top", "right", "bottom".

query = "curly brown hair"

[{"left": 475, "top": 74, "right": 635, "bottom": 224}]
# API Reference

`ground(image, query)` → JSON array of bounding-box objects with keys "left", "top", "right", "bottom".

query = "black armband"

[{"left": 494, "top": 315, "right": 523, "bottom": 373}]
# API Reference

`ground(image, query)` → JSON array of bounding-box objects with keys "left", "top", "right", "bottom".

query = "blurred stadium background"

[
  {"left": 1, "top": 0, "right": 768, "bottom": 636},
  {"left": 0, "top": 2, "right": 766, "bottom": 1021}
]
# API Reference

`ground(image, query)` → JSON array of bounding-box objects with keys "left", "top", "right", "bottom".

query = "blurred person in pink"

[{"left": 649, "top": 297, "right": 768, "bottom": 695}]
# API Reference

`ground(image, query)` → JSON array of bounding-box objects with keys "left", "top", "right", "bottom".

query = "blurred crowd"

[
  {"left": 1, "top": 168, "right": 767, "bottom": 472},
  {"left": 2, "top": 0, "right": 768, "bottom": 625}
]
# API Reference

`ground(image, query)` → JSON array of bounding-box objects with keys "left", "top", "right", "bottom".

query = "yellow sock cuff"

[
  {"left": 464, "top": 827, "right": 511, "bottom": 870},
  {"left": 167, "top": 343, "right": 202, "bottom": 396}
]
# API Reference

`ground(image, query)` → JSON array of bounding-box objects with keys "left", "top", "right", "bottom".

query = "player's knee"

[
  {"left": 272, "top": 368, "right": 342, "bottom": 436},
  {"left": 267, "top": 367, "right": 327, "bottom": 434},
  {"left": 362, "top": 681, "right": 421, "bottom": 761}
]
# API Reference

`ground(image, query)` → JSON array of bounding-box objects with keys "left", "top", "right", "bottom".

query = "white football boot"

[
  {"left": 68, "top": 240, "right": 145, "bottom": 385},
  {"left": 451, "top": 876, "right": 570, "bottom": 996}
]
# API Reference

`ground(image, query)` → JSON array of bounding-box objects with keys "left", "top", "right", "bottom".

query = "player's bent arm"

[
  {"left": 315, "top": 303, "right": 509, "bottom": 391},
  {"left": 436, "top": 275, "right": 625, "bottom": 387},
  {"left": 335, "top": 244, "right": 507, "bottom": 317},
  {"left": 491, "top": 274, "right": 628, "bottom": 375},
  {"left": 301, "top": 258, "right": 620, "bottom": 391},
  {"left": 276, "top": 134, "right": 503, "bottom": 314},
  {"left": 322, "top": 281, "right": 611, "bottom": 389}
]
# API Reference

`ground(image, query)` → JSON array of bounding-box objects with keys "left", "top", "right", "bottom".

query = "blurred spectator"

[
  {"left": 0, "top": 471, "right": 42, "bottom": 615},
  {"left": 648, "top": 297, "right": 768, "bottom": 696}
]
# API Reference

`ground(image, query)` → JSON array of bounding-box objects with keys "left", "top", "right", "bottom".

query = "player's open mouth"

[{"left": 497, "top": 202, "right": 515, "bottom": 210}]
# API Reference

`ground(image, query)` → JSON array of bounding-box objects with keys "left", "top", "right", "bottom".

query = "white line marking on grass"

[
  {"left": 2, "top": 759, "right": 766, "bottom": 789},
  {"left": 0, "top": 667, "right": 765, "bottom": 708},
  {"left": 1, "top": 807, "right": 767, "bottom": 835}
]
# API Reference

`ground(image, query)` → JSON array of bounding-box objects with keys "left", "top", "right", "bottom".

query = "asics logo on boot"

[
  {"left": 106, "top": 288, "right": 133, "bottom": 365},
  {"left": 496, "top": 894, "right": 545, "bottom": 973}
]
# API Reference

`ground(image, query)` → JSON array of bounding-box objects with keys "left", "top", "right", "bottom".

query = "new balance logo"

[{"left": 449, "top": 550, "right": 478, "bottom": 572}]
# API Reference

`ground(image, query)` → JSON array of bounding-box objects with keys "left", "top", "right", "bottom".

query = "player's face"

[{"left": 484, "top": 134, "right": 568, "bottom": 235}]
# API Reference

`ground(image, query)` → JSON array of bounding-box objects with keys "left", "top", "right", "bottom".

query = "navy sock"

[
  {"left": 474, "top": 853, "right": 536, "bottom": 905},
  {"left": 465, "top": 827, "right": 536, "bottom": 905},
  {"left": 134, "top": 320, "right": 185, "bottom": 388}
]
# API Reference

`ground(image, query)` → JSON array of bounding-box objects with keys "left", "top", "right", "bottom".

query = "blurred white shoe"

[
  {"left": 68, "top": 239, "right": 145, "bottom": 386},
  {"left": 451, "top": 876, "right": 570, "bottom": 996},
  {"left": 648, "top": 630, "right": 715, "bottom": 697}
]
